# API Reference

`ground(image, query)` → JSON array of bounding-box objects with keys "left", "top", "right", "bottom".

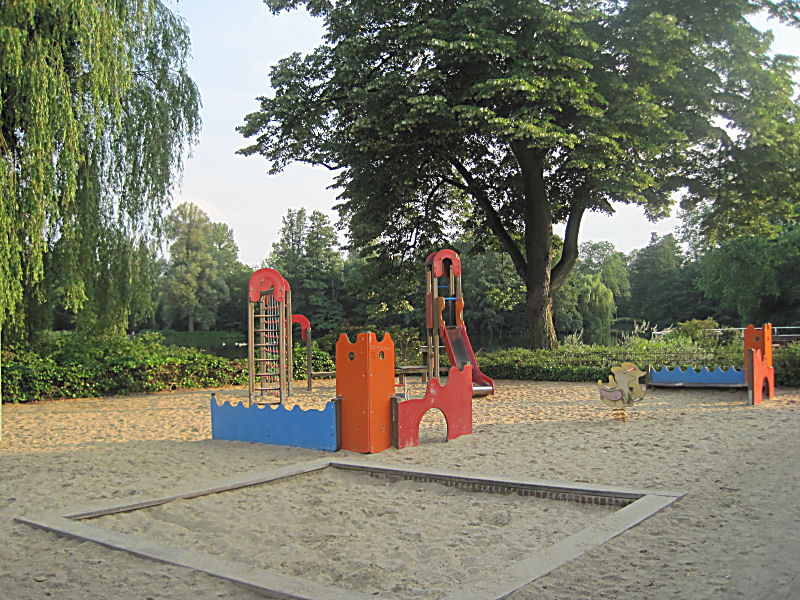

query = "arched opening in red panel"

[{"left": 418, "top": 407, "right": 449, "bottom": 444}]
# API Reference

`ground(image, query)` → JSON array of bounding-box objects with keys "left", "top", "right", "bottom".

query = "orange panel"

[
  {"left": 747, "top": 348, "right": 775, "bottom": 405},
  {"left": 744, "top": 323, "right": 772, "bottom": 383},
  {"left": 335, "top": 332, "right": 395, "bottom": 453}
]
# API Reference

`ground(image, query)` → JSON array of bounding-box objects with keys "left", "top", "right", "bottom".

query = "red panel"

[
  {"left": 392, "top": 365, "right": 473, "bottom": 449},
  {"left": 292, "top": 314, "right": 310, "bottom": 341},
  {"left": 425, "top": 249, "right": 462, "bottom": 277},
  {"left": 336, "top": 332, "right": 394, "bottom": 453},
  {"left": 249, "top": 268, "right": 290, "bottom": 302}
]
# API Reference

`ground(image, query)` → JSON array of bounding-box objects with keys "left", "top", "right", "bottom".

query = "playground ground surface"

[{"left": 1, "top": 380, "right": 798, "bottom": 599}]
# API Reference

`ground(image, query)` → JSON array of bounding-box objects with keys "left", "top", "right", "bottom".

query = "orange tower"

[
  {"left": 335, "top": 332, "right": 395, "bottom": 453},
  {"left": 743, "top": 323, "right": 772, "bottom": 382}
]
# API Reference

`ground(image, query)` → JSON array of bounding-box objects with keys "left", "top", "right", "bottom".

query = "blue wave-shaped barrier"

[
  {"left": 647, "top": 365, "right": 745, "bottom": 387},
  {"left": 210, "top": 394, "right": 341, "bottom": 452}
]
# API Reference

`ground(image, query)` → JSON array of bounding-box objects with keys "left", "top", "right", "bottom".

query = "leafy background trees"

[
  {"left": 239, "top": 0, "right": 800, "bottom": 349},
  {"left": 1, "top": 1, "right": 201, "bottom": 340},
  {"left": 2, "top": 1, "right": 799, "bottom": 409},
  {"left": 0, "top": 0, "right": 201, "bottom": 418}
]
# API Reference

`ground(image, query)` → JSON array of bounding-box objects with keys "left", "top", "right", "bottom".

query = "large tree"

[
  {"left": 697, "top": 227, "right": 800, "bottom": 325},
  {"left": 0, "top": 1, "right": 200, "bottom": 428},
  {"left": 160, "top": 203, "right": 230, "bottom": 332},
  {"left": 267, "top": 208, "right": 347, "bottom": 333},
  {"left": 240, "top": 0, "right": 800, "bottom": 348},
  {"left": 1, "top": 1, "right": 200, "bottom": 336}
]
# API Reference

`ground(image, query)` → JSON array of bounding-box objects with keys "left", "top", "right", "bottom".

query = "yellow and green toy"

[{"left": 598, "top": 362, "right": 646, "bottom": 421}]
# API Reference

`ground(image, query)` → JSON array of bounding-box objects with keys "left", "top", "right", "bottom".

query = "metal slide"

[{"left": 441, "top": 325, "right": 495, "bottom": 397}]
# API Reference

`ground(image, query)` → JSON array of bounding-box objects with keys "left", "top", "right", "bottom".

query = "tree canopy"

[
  {"left": 0, "top": 0, "right": 201, "bottom": 337},
  {"left": 266, "top": 208, "right": 347, "bottom": 332},
  {"left": 160, "top": 203, "right": 231, "bottom": 332},
  {"left": 240, "top": 0, "right": 800, "bottom": 348}
]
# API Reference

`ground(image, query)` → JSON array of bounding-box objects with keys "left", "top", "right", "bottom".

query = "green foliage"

[
  {"left": 575, "top": 242, "right": 632, "bottom": 317},
  {"left": 696, "top": 227, "right": 800, "bottom": 325},
  {"left": 159, "top": 330, "right": 246, "bottom": 359},
  {"left": 159, "top": 203, "right": 239, "bottom": 332},
  {"left": 455, "top": 237, "right": 528, "bottom": 347},
  {"left": 241, "top": 0, "right": 800, "bottom": 349},
  {"left": 266, "top": 208, "right": 347, "bottom": 335},
  {"left": 4, "top": 331, "right": 797, "bottom": 403},
  {"left": 669, "top": 318, "right": 720, "bottom": 346},
  {"left": 774, "top": 343, "right": 800, "bottom": 387},
  {"left": 0, "top": 0, "right": 201, "bottom": 337},
  {"left": 292, "top": 341, "right": 336, "bottom": 380},
  {"left": 626, "top": 233, "right": 718, "bottom": 327},
  {"left": 2, "top": 332, "right": 246, "bottom": 403},
  {"left": 480, "top": 335, "right": 749, "bottom": 382},
  {"left": 317, "top": 325, "right": 422, "bottom": 367}
]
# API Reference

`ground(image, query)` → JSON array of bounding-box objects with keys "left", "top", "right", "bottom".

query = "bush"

[
  {"left": 292, "top": 341, "right": 336, "bottom": 379},
  {"left": 2, "top": 332, "right": 247, "bottom": 403},
  {"left": 479, "top": 336, "right": 750, "bottom": 382},
  {"left": 669, "top": 318, "right": 720, "bottom": 346},
  {"left": 5, "top": 332, "right": 797, "bottom": 404},
  {"left": 774, "top": 342, "right": 800, "bottom": 387}
]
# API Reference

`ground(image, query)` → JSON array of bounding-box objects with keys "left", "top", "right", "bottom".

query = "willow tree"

[
  {"left": 240, "top": 0, "right": 800, "bottom": 349},
  {"left": 0, "top": 1, "right": 200, "bottom": 416}
]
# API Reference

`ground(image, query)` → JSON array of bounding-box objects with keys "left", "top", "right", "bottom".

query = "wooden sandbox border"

[{"left": 16, "top": 456, "right": 685, "bottom": 600}]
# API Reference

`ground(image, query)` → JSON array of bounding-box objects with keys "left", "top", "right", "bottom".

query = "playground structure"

[
  {"left": 246, "top": 268, "right": 292, "bottom": 404},
  {"left": 647, "top": 323, "right": 775, "bottom": 405},
  {"left": 425, "top": 249, "right": 494, "bottom": 397},
  {"left": 246, "top": 267, "right": 314, "bottom": 403},
  {"left": 212, "top": 262, "right": 476, "bottom": 452},
  {"left": 598, "top": 362, "right": 647, "bottom": 421}
]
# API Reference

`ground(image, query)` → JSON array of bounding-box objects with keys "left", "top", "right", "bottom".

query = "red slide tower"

[{"left": 425, "top": 249, "right": 494, "bottom": 396}]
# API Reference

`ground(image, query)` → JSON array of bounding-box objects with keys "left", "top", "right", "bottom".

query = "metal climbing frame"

[
  {"left": 247, "top": 268, "right": 293, "bottom": 405},
  {"left": 425, "top": 249, "right": 463, "bottom": 381}
]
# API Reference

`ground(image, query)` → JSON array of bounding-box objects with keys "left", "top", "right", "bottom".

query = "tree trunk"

[
  {"left": 513, "top": 142, "right": 559, "bottom": 350},
  {"left": 1, "top": 320, "right": 3, "bottom": 441},
  {"left": 526, "top": 277, "right": 557, "bottom": 349},
  {"left": 188, "top": 311, "right": 195, "bottom": 332}
]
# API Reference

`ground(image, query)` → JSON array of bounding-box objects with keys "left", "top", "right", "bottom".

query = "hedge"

[
  {"left": 2, "top": 332, "right": 798, "bottom": 403},
  {"left": 479, "top": 340, "right": 800, "bottom": 387},
  {"left": 1, "top": 332, "right": 342, "bottom": 403},
  {"left": 1, "top": 333, "right": 249, "bottom": 403}
]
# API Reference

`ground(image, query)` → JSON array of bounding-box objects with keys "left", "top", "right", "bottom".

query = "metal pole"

[
  {"left": 247, "top": 299, "right": 255, "bottom": 405},
  {"left": 286, "top": 288, "right": 293, "bottom": 397},
  {"left": 278, "top": 296, "right": 287, "bottom": 403},
  {"left": 306, "top": 327, "right": 313, "bottom": 390}
]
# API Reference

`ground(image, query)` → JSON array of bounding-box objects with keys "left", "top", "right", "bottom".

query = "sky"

[{"left": 165, "top": 1, "right": 800, "bottom": 267}]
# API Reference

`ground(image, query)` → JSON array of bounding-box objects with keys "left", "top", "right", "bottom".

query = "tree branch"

[
  {"left": 550, "top": 195, "right": 586, "bottom": 293},
  {"left": 450, "top": 158, "right": 528, "bottom": 279}
]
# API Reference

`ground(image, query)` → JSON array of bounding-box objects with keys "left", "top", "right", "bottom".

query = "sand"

[{"left": 1, "top": 379, "right": 798, "bottom": 599}]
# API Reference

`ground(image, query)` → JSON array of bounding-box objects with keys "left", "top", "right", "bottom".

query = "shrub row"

[
  {"left": 3, "top": 333, "right": 798, "bottom": 403},
  {"left": 1, "top": 333, "right": 342, "bottom": 403},
  {"left": 2, "top": 333, "right": 248, "bottom": 403},
  {"left": 479, "top": 340, "right": 800, "bottom": 387}
]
